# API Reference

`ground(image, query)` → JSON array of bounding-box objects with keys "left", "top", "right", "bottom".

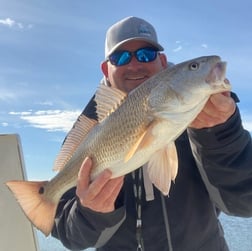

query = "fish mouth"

[
  {"left": 206, "top": 61, "right": 226, "bottom": 83},
  {"left": 206, "top": 61, "right": 231, "bottom": 90}
]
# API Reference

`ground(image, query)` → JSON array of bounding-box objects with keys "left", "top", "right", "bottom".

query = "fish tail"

[{"left": 6, "top": 180, "right": 57, "bottom": 236}]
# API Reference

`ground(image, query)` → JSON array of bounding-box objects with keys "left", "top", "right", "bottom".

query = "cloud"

[
  {"left": 0, "top": 18, "right": 15, "bottom": 27},
  {"left": 173, "top": 45, "right": 183, "bottom": 52},
  {"left": 171, "top": 41, "right": 209, "bottom": 54},
  {"left": 1, "top": 122, "right": 8, "bottom": 127},
  {"left": 0, "top": 83, "right": 40, "bottom": 103},
  {"left": 0, "top": 17, "right": 33, "bottom": 30},
  {"left": 201, "top": 44, "right": 208, "bottom": 49},
  {"left": 36, "top": 101, "right": 54, "bottom": 106},
  {"left": 10, "top": 109, "right": 82, "bottom": 132},
  {"left": 9, "top": 111, "right": 32, "bottom": 116},
  {"left": 243, "top": 121, "right": 252, "bottom": 133},
  {"left": 242, "top": 119, "right": 252, "bottom": 134},
  {"left": 0, "top": 89, "right": 17, "bottom": 101},
  {"left": 241, "top": 111, "right": 252, "bottom": 134}
]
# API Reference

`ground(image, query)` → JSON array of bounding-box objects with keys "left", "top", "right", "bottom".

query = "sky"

[{"left": 1, "top": 0, "right": 252, "bottom": 180}]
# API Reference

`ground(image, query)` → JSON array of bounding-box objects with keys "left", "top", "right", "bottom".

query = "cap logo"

[{"left": 138, "top": 23, "right": 152, "bottom": 37}]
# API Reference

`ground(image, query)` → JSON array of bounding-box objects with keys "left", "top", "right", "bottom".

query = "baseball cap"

[{"left": 105, "top": 16, "right": 164, "bottom": 58}]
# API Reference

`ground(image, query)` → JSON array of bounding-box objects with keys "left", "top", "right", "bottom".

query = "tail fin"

[{"left": 6, "top": 180, "right": 57, "bottom": 236}]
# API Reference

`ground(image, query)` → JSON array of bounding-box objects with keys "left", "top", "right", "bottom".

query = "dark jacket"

[{"left": 52, "top": 94, "right": 252, "bottom": 251}]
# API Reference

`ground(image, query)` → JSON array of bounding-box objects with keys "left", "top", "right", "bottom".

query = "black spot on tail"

[{"left": 39, "top": 186, "right": 45, "bottom": 194}]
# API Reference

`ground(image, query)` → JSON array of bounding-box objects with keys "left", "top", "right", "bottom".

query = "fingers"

[
  {"left": 210, "top": 92, "right": 235, "bottom": 113},
  {"left": 190, "top": 92, "right": 236, "bottom": 129},
  {"left": 86, "top": 176, "right": 124, "bottom": 212},
  {"left": 86, "top": 168, "right": 112, "bottom": 201},
  {"left": 76, "top": 157, "right": 93, "bottom": 194},
  {"left": 76, "top": 157, "right": 124, "bottom": 213}
]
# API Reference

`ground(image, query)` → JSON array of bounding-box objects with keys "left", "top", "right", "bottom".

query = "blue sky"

[{"left": 1, "top": 0, "right": 252, "bottom": 180}]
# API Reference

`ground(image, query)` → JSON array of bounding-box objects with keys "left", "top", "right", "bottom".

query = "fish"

[{"left": 6, "top": 55, "right": 231, "bottom": 236}]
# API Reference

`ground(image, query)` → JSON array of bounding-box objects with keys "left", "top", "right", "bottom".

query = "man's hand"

[
  {"left": 76, "top": 157, "right": 124, "bottom": 213},
  {"left": 190, "top": 92, "right": 236, "bottom": 129}
]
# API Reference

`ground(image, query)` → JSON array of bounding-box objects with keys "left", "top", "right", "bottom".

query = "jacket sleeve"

[
  {"left": 187, "top": 103, "right": 252, "bottom": 217},
  {"left": 51, "top": 188, "right": 126, "bottom": 250}
]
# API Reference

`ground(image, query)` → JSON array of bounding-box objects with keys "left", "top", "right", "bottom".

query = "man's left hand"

[{"left": 190, "top": 92, "right": 236, "bottom": 129}]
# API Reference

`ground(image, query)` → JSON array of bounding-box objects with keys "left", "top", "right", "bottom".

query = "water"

[
  {"left": 219, "top": 214, "right": 252, "bottom": 251},
  {"left": 38, "top": 214, "right": 252, "bottom": 251},
  {"left": 37, "top": 231, "right": 95, "bottom": 251}
]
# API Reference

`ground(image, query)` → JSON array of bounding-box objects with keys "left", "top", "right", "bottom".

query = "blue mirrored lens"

[
  {"left": 109, "top": 51, "right": 131, "bottom": 66},
  {"left": 136, "top": 48, "right": 157, "bottom": 63},
  {"left": 109, "top": 47, "right": 158, "bottom": 66}
]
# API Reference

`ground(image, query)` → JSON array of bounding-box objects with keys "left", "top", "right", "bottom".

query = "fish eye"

[{"left": 189, "top": 62, "right": 199, "bottom": 71}]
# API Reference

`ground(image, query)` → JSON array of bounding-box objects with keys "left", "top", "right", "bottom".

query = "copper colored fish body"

[{"left": 6, "top": 55, "right": 231, "bottom": 236}]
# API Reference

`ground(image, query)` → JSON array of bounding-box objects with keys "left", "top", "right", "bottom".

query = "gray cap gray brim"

[{"left": 105, "top": 16, "right": 164, "bottom": 58}]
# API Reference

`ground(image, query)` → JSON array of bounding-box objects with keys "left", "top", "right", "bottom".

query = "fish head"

[
  {"left": 171, "top": 55, "right": 231, "bottom": 94},
  {"left": 148, "top": 55, "right": 231, "bottom": 113}
]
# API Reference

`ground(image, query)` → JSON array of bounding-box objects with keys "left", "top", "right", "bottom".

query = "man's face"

[{"left": 102, "top": 40, "right": 168, "bottom": 93}]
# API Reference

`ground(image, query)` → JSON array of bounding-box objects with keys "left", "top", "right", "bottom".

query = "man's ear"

[
  {"left": 159, "top": 53, "right": 168, "bottom": 69},
  {"left": 101, "top": 61, "right": 108, "bottom": 77}
]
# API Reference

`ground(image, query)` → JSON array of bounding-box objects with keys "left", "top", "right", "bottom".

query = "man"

[{"left": 52, "top": 16, "right": 252, "bottom": 251}]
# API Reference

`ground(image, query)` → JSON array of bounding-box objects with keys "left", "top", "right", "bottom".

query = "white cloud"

[
  {"left": 243, "top": 121, "right": 252, "bottom": 133},
  {"left": 9, "top": 111, "right": 32, "bottom": 116},
  {"left": 9, "top": 108, "right": 252, "bottom": 135},
  {"left": 173, "top": 46, "right": 182, "bottom": 52},
  {"left": 1, "top": 122, "right": 8, "bottom": 127},
  {"left": 241, "top": 111, "right": 252, "bottom": 134},
  {"left": 10, "top": 109, "right": 81, "bottom": 132},
  {"left": 0, "top": 17, "right": 33, "bottom": 30},
  {"left": 0, "top": 90, "right": 17, "bottom": 101},
  {"left": 0, "top": 18, "right": 15, "bottom": 27},
  {"left": 36, "top": 101, "right": 54, "bottom": 106},
  {"left": 201, "top": 44, "right": 208, "bottom": 49},
  {"left": 0, "top": 83, "right": 39, "bottom": 103}
]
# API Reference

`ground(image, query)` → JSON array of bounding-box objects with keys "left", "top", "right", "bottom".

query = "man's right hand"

[{"left": 76, "top": 157, "right": 124, "bottom": 213}]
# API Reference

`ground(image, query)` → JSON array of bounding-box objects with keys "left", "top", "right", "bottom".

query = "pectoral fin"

[
  {"left": 124, "top": 121, "right": 158, "bottom": 162},
  {"left": 147, "top": 142, "right": 178, "bottom": 196}
]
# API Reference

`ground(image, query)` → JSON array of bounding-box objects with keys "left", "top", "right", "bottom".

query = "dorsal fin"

[
  {"left": 53, "top": 115, "right": 97, "bottom": 171},
  {"left": 94, "top": 84, "right": 127, "bottom": 122}
]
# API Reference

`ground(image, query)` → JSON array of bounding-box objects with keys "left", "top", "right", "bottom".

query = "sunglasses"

[{"left": 108, "top": 47, "right": 159, "bottom": 66}]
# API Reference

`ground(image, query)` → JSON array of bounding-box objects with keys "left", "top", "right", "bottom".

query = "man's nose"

[{"left": 126, "top": 55, "right": 144, "bottom": 70}]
